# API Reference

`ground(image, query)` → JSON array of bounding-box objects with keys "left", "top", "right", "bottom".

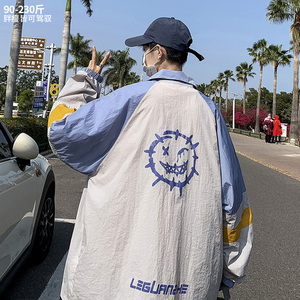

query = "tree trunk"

[
  {"left": 4, "top": 0, "right": 24, "bottom": 118},
  {"left": 219, "top": 88, "right": 222, "bottom": 110},
  {"left": 59, "top": 0, "right": 71, "bottom": 92},
  {"left": 255, "top": 64, "right": 263, "bottom": 132},
  {"left": 290, "top": 42, "right": 299, "bottom": 144},
  {"left": 225, "top": 80, "right": 228, "bottom": 112},
  {"left": 73, "top": 56, "right": 77, "bottom": 75},
  {"left": 243, "top": 77, "right": 246, "bottom": 114},
  {"left": 272, "top": 65, "right": 278, "bottom": 117}
]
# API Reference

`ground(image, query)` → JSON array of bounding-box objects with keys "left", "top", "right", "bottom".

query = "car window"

[{"left": 0, "top": 127, "right": 12, "bottom": 159}]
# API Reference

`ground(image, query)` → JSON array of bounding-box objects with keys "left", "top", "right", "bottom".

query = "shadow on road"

[{"left": 1, "top": 222, "right": 74, "bottom": 300}]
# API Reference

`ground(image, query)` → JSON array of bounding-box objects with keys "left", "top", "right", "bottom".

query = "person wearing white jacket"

[{"left": 49, "top": 17, "right": 253, "bottom": 300}]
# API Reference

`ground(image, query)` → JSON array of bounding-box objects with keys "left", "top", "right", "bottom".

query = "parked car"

[{"left": 0, "top": 119, "right": 55, "bottom": 295}]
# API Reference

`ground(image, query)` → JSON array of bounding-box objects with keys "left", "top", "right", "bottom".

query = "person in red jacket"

[{"left": 273, "top": 115, "right": 282, "bottom": 144}]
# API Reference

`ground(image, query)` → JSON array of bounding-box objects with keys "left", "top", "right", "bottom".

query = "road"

[
  {"left": 2, "top": 153, "right": 300, "bottom": 300},
  {"left": 229, "top": 153, "right": 300, "bottom": 299}
]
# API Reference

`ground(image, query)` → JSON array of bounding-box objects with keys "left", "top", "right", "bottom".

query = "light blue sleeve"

[
  {"left": 199, "top": 92, "right": 246, "bottom": 215},
  {"left": 49, "top": 80, "right": 155, "bottom": 175},
  {"left": 200, "top": 92, "right": 252, "bottom": 288},
  {"left": 215, "top": 108, "right": 246, "bottom": 215}
]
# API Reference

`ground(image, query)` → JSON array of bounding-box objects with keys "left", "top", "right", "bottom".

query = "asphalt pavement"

[
  {"left": 2, "top": 133, "right": 299, "bottom": 300},
  {"left": 230, "top": 133, "right": 300, "bottom": 181}
]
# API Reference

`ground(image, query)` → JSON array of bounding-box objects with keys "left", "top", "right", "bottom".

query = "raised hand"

[{"left": 88, "top": 46, "right": 110, "bottom": 74}]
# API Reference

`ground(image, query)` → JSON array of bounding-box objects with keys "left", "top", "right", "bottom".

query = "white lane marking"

[
  {"left": 55, "top": 218, "right": 76, "bottom": 224},
  {"left": 38, "top": 253, "right": 67, "bottom": 300}
]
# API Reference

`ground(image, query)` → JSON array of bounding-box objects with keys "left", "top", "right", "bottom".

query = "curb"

[{"left": 236, "top": 150, "right": 300, "bottom": 182}]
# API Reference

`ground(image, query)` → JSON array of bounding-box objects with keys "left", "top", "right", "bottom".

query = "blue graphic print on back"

[{"left": 144, "top": 130, "right": 199, "bottom": 195}]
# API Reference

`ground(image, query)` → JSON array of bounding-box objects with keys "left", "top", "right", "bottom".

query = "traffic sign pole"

[{"left": 41, "top": 50, "right": 45, "bottom": 83}]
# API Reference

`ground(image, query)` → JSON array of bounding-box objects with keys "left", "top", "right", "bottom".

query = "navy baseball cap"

[{"left": 125, "top": 17, "right": 204, "bottom": 61}]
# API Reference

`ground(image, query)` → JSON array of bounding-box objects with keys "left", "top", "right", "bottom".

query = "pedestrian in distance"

[
  {"left": 273, "top": 115, "right": 282, "bottom": 144},
  {"left": 48, "top": 17, "right": 253, "bottom": 300},
  {"left": 263, "top": 113, "right": 273, "bottom": 143}
]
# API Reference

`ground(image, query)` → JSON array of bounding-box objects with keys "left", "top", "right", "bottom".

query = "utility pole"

[
  {"left": 231, "top": 93, "right": 238, "bottom": 130},
  {"left": 43, "top": 43, "right": 56, "bottom": 118}
]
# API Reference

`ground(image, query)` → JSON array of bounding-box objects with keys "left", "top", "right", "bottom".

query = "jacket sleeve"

[
  {"left": 215, "top": 108, "right": 253, "bottom": 287},
  {"left": 48, "top": 68, "right": 154, "bottom": 175}
]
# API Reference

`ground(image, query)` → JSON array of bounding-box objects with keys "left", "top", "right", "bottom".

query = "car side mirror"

[{"left": 12, "top": 133, "right": 39, "bottom": 160}]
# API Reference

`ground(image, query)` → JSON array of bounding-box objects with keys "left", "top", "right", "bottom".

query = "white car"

[{"left": 0, "top": 119, "right": 55, "bottom": 294}]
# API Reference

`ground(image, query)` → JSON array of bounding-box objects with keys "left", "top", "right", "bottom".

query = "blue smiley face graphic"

[{"left": 144, "top": 130, "right": 199, "bottom": 195}]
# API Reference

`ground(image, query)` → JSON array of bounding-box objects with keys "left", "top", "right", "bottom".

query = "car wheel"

[{"left": 32, "top": 188, "right": 55, "bottom": 263}]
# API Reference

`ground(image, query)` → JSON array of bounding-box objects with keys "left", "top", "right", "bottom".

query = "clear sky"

[{"left": 0, "top": 0, "right": 294, "bottom": 99}]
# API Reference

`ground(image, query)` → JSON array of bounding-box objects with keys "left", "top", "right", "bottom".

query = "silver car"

[{"left": 0, "top": 119, "right": 55, "bottom": 294}]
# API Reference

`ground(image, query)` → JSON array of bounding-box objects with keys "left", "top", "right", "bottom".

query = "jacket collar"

[{"left": 148, "top": 69, "right": 196, "bottom": 88}]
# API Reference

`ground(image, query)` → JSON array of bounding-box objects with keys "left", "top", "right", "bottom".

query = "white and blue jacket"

[{"left": 48, "top": 69, "right": 253, "bottom": 300}]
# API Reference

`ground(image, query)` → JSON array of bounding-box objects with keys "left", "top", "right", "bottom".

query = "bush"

[
  {"left": 18, "top": 89, "right": 34, "bottom": 112},
  {"left": 2, "top": 117, "right": 49, "bottom": 152},
  {"left": 222, "top": 107, "right": 268, "bottom": 131}
]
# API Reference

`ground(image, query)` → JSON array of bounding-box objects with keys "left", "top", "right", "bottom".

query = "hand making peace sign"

[{"left": 88, "top": 46, "right": 110, "bottom": 74}]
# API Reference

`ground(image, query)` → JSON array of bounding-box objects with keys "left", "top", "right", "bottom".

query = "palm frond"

[
  {"left": 266, "top": 0, "right": 291, "bottom": 23},
  {"left": 102, "top": 48, "right": 137, "bottom": 88},
  {"left": 80, "top": 0, "right": 93, "bottom": 16}
]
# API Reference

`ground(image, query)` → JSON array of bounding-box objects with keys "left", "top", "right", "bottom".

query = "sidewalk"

[{"left": 230, "top": 132, "right": 300, "bottom": 180}]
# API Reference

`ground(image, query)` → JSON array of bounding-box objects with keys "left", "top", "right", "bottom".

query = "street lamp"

[
  {"left": 43, "top": 43, "right": 56, "bottom": 118},
  {"left": 231, "top": 92, "right": 238, "bottom": 130}
]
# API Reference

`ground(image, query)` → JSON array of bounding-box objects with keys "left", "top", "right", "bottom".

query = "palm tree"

[
  {"left": 4, "top": 0, "right": 24, "bottom": 118},
  {"left": 223, "top": 70, "right": 235, "bottom": 112},
  {"left": 217, "top": 73, "right": 226, "bottom": 110},
  {"left": 267, "top": 0, "right": 300, "bottom": 144},
  {"left": 125, "top": 72, "right": 141, "bottom": 85},
  {"left": 210, "top": 79, "right": 219, "bottom": 104},
  {"left": 59, "top": 0, "right": 93, "bottom": 92},
  {"left": 102, "top": 49, "right": 137, "bottom": 89},
  {"left": 247, "top": 39, "right": 269, "bottom": 132},
  {"left": 77, "top": 49, "right": 105, "bottom": 70},
  {"left": 55, "top": 33, "right": 92, "bottom": 75},
  {"left": 236, "top": 62, "right": 256, "bottom": 114},
  {"left": 196, "top": 83, "right": 206, "bottom": 94},
  {"left": 69, "top": 33, "right": 92, "bottom": 75},
  {"left": 204, "top": 83, "right": 214, "bottom": 99},
  {"left": 267, "top": 44, "right": 292, "bottom": 116}
]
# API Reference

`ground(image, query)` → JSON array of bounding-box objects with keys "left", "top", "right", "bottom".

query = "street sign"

[
  {"left": 281, "top": 123, "right": 288, "bottom": 138},
  {"left": 43, "top": 81, "right": 47, "bottom": 99},
  {"left": 20, "top": 37, "right": 46, "bottom": 49},
  {"left": 19, "top": 47, "right": 44, "bottom": 60},
  {"left": 18, "top": 37, "right": 46, "bottom": 71},
  {"left": 18, "top": 58, "right": 44, "bottom": 70},
  {"left": 50, "top": 83, "right": 59, "bottom": 97},
  {"left": 33, "top": 85, "right": 45, "bottom": 116},
  {"left": 34, "top": 86, "right": 44, "bottom": 97},
  {"left": 33, "top": 96, "right": 44, "bottom": 108}
]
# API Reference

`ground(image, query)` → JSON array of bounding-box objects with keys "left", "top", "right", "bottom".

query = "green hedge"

[{"left": 2, "top": 117, "right": 50, "bottom": 152}]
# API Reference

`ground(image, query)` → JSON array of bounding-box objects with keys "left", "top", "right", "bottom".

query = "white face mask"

[{"left": 142, "top": 45, "right": 160, "bottom": 77}]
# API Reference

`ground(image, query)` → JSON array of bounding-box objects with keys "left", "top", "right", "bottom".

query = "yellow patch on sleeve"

[
  {"left": 48, "top": 104, "right": 76, "bottom": 128},
  {"left": 223, "top": 207, "right": 252, "bottom": 243}
]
